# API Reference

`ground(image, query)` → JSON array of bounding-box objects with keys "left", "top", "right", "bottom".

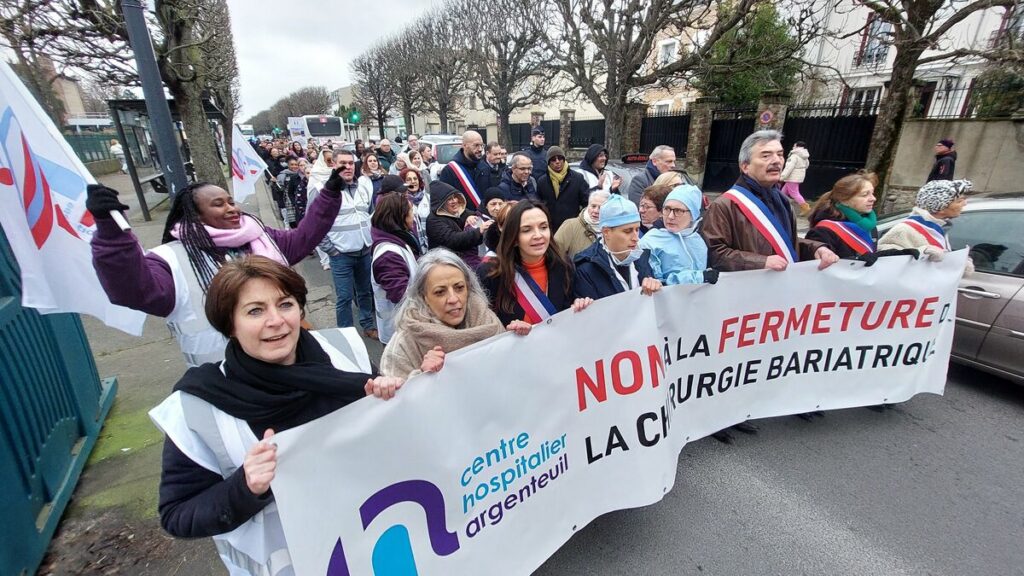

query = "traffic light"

[{"left": 348, "top": 110, "right": 360, "bottom": 123}]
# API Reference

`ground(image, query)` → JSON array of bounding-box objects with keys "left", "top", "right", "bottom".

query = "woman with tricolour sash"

[
  {"left": 477, "top": 200, "right": 593, "bottom": 334},
  {"left": 877, "top": 179, "right": 974, "bottom": 275},
  {"left": 805, "top": 172, "right": 881, "bottom": 258}
]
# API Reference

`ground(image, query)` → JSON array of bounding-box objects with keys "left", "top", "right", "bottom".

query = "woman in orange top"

[{"left": 477, "top": 201, "right": 592, "bottom": 331}]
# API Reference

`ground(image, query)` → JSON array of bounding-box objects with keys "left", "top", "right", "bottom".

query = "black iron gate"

[
  {"left": 569, "top": 118, "right": 606, "bottom": 148},
  {"left": 508, "top": 119, "right": 560, "bottom": 150},
  {"left": 467, "top": 125, "right": 488, "bottom": 144},
  {"left": 703, "top": 108, "right": 757, "bottom": 192},
  {"left": 639, "top": 112, "right": 691, "bottom": 155},
  {"left": 781, "top": 104, "right": 877, "bottom": 201}
]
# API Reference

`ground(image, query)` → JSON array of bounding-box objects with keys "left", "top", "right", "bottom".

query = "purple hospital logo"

[{"left": 327, "top": 480, "right": 460, "bottom": 576}]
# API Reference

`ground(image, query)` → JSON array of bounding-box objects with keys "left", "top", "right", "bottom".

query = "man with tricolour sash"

[
  {"left": 701, "top": 129, "right": 840, "bottom": 273},
  {"left": 438, "top": 131, "right": 489, "bottom": 210}
]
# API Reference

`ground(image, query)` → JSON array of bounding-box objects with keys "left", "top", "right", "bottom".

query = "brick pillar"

[
  {"left": 623, "top": 103, "right": 646, "bottom": 155},
  {"left": 559, "top": 109, "right": 575, "bottom": 149},
  {"left": 756, "top": 90, "right": 790, "bottom": 132},
  {"left": 530, "top": 111, "right": 545, "bottom": 128},
  {"left": 685, "top": 97, "right": 718, "bottom": 186}
]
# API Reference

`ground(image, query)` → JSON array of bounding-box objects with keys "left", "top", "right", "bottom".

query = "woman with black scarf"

[{"left": 150, "top": 256, "right": 403, "bottom": 576}]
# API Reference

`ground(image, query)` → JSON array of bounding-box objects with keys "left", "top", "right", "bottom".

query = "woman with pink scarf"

[{"left": 87, "top": 177, "right": 344, "bottom": 367}]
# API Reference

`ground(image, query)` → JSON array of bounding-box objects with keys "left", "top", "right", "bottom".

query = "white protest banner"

[
  {"left": 0, "top": 61, "right": 146, "bottom": 335},
  {"left": 272, "top": 253, "right": 965, "bottom": 575},
  {"left": 230, "top": 123, "right": 267, "bottom": 203}
]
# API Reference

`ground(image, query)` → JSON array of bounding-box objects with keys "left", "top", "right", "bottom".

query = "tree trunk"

[
  {"left": 402, "top": 104, "right": 413, "bottom": 137},
  {"left": 174, "top": 83, "right": 227, "bottom": 188},
  {"left": 603, "top": 100, "right": 626, "bottom": 158},
  {"left": 376, "top": 112, "right": 387, "bottom": 138},
  {"left": 496, "top": 110, "right": 511, "bottom": 150},
  {"left": 439, "top": 105, "right": 450, "bottom": 135},
  {"left": 865, "top": 46, "right": 925, "bottom": 207}
]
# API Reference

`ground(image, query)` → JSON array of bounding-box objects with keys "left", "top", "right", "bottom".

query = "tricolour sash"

[
  {"left": 514, "top": 270, "right": 557, "bottom": 325},
  {"left": 903, "top": 215, "right": 949, "bottom": 250},
  {"left": 815, "top": 220, "right": 875, "bottom": 255},
  {"left": 448, "top": 161, "right": 481, "bottom": 208},
  {"left": 722, "top": 185, "right": 798, "bottom": 262}
]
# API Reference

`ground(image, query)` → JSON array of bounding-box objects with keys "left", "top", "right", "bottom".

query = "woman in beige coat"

[
  {"left": 781, "top": 141, "right": 810, "bottom": 215},
  {"left": 553, "top": 190, "right": 610, "bottom": 260}
]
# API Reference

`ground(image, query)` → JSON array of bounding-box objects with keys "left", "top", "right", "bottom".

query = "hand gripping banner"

[{"left": 271, "top": 253, "right": 965, "bottom": 575}]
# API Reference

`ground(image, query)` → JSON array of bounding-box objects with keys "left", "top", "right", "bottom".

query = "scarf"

[
  {"left": 645, "top": 160, "right": 660, "bottom": 183},
  {"left": 548, "top": 162, "right": 569, "bottom": 198},
  {"left": 174, "top": 329, "right": 376, "bottom": 432},
  {"left": 381, "top": 293, "right": 504, "bottom": 379},
  {"left": 739, "top": 174, "right": 793, "bottom": 229},
  {"left": 835, "top": 204, "right": 877, "bottom": 234},
  {"left": 171, "top": 215, "right": 288, "bottom": 265},
  {"left": 580, "top": 207, "right": 600, "bottom": 235}
]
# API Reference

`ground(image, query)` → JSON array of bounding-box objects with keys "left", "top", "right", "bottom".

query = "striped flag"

[
  {"left": 230, "top": 123, "right": 267, "bottom": 202},
  {"left": 0, "top": 61, "right": 145, "bottom": 335}
]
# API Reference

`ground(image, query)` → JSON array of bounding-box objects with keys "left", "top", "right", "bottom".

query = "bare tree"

[
  {"left": 245, "top": 109, "right": 273, "bottom": 135},
  {"left": 543, "top": 0, "right": 775, "bottom": 156},
  {"left": 21, "top": 0, "right": 242, "bottom": 187},
  {"left": 843, "top": 0, "right": 1019, "bottom": 194},
  {"left": 287, "top": 86, "right": 332, "bottom": 116},
  {"left": 79, "top": 77, "right": 125, "bottom": 114},
  {"left": 410, "top": 10, "right": 471, "bottom": 133},
  {"left": 351, "top": 44, "right": 398, "bottom": 138},
  {"left": 0, "top": 0, "right": 67, "bottom": 125},
  {"left": 383, "top": 35, "right": 426, "bottom": 136},
  {"left": 198, "top": 0, "right": 240, "bottom": 156},
  {"left": 459, "top": 0, "right": 563, "bottom": 148}
]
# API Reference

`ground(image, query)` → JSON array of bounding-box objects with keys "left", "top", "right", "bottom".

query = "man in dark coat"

[
  {"left": 425, "top": 182, "right": 489, "bottom": 268},
  {"left": 438, "top": 131, "right": 488, "bottom": 209},
  {"left": 537, "top": 146, "right": 589, "bottom": 233},
  {"left": 477, "top": 141, "right": 505, "bottom": 189},
  {"left": 927, "top": 138, "right": 957, "bottom": 182},
  {"left": 522, "top": 126, "right": 548, "bottom": 182},
  {"left": 499, "top": 152, "right": 539, "bottom": 202}
]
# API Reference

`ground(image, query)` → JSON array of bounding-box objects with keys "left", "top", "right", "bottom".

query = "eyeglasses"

[
  {"left": 662, "top": 206, "right": 690, "bottom": 217},
  {"left": 638, "top": 202, "right": 656, "bottom": 211}
]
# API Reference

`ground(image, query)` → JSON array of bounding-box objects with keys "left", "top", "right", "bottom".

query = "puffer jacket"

[
  {"left": 498, "top": 169, "right": 539, "bottom": 202},
  {"left": 425, "top": 182, "right": 484, "bottom": 268},
  {"left": 573, "top": 241, "right": 654, "bottom": 300},
  {"left": 780, "top": 147, "right": 809, "bottom": 183},
  {"left": 639, "top": 185, "right": 709, "bottom": 285},
  {"left": 701, "top": 177, "right": 824, "bottom": 271}
]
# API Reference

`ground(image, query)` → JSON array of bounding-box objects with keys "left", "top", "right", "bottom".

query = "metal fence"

[
  {"left": 64, "top": 133, "right": 116, "bottom": 163},
  {"left": 0, "top": 227, "right": 116, "bottom": 575},
  {"left": 568, "top": 118, "right": 606, "bottom": 148},
  {"left": 508, "top": 119, "right": 560, "bottom": 150},
  {"left": 913, "top": 81, "right": 1023, "bottom": 120},
  {"left": 703, "top": 107, "right": 758, "bottom": 192},
  {"left": 783, "top": 103, "right": 877, "bottom": 200},
  {"left": 640, "top": 111, "right": 691, "bottom": 155}
]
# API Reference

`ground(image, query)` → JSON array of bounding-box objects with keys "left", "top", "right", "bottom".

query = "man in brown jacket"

[{"left": 701, "top": 129, "right": 839, "bottom": 272}]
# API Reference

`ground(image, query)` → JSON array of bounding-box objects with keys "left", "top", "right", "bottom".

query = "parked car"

[
  {"left": 876, "top": 193, "right": 1024, "bottom": 384},
  {"left": 420, "top": 134, "right": 462, "bottom": 166}
]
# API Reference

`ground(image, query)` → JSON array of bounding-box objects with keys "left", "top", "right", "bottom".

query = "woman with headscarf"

[
  {"left": 85, "top": 171, "right": 346, "bottom": 367},
  {"left": 358, "top": 152, "right": 386, "bottom": 211},
  {"left": 426, "top": 182, "right": 490, "bottom": 269},
  {"left": 477, "top": 201, "right": 592, "bottom": 332},
  {"left": 370, "top": 192, "right": 422, "bottom": 345},
  {"left": 307, "top": 150, "right": 337, "bottom": 270},
  {"left": 575, "top": 143, "right": 622, "bottom": 195},
  {"left": 388, "top": 152, "right": 411, "bottom": 175},
  {"left": 380, "top": 249, "right": 507, "bottom": 379},
  {"left": 152, "top": 256, "right": 402, "bottom": 576},
  {"left": 554, "top": 189, "right": 610, "bottom": 260},
  {"left": 407, "top": 149, "right": 431, "bottom": 189}
]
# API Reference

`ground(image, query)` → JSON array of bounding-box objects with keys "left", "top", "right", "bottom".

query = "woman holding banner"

[
  {"left": 87, "top": 173, "right": 344, "bottom": 368},
  {"left": 477, "top": 201, "right": 593, "bottom": 331},
  {"left": 381, "top": 248, "right": 506, "bottom": 379},
  {"left": 805, "top": 172, "right": 880, "bottom": 258},
  {"left": 150, "top": 256, "right": 402, "bottom": 576}
]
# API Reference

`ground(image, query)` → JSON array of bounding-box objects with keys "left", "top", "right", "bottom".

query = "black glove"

[
  {"left": 323, "top": 167, "right": 346, "bottom": 196},
  {"left": 876, "top": 248, "right": 920, "bottom": 261},
  {"left": 703, "top": 268, "right": 719, "bottom": 284},
  {"left": 854, "top": 251, "right": 879, "bottom": 267},
  {"left": 85, "top": 184, "right": 129, "bottom": 220}
]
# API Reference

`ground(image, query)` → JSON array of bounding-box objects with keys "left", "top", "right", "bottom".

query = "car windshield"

[{"left": 435, "top": 143, "right": 461, "bottom": 164}]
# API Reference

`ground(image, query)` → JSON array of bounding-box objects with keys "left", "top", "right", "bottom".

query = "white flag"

[
  {"left": 0, "top": 61, "right": 145, "bottom": 335},
  {"left": 230, "top": 123, "right": 267, "bottom": 203}
]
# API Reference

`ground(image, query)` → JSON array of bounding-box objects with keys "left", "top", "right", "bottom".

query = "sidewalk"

[{"left": 39, "top": 176, "right": 379, "bottom": 574}]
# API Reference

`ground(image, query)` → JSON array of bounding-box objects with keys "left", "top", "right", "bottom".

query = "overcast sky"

[{"left": 226, "top": 0, "right": 432, "bottom": 119}]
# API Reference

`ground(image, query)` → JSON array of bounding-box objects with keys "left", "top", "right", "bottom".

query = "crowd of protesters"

[{"left": 85, "top": 126, "right": 973, "bottom": 576}]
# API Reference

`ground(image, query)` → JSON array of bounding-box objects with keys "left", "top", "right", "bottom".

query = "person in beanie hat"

[
  {"left": 878, "top": 179, "right": 973, "bottom": 273},
  {"left": 573, "top": 194, "right": 661, "bottom": 300},
  {"left": 480, "top": 186, "right": 507, "bottom": 220},
  {"left": 927, "top": 139, "right": 956, "bottom": 182},
  {"left": 537, "top": 145, "right": 590, "bottom": 233},
  {"left": 372, "top": 174, "right": 408, "bottom": 209},
  {"left": 640, "top": 184, "right": 719, "bottom": 285},
  {"left": 523, "top": 126, "right": 548, "bottom": 181}
]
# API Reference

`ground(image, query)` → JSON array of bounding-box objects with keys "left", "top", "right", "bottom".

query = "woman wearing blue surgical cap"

[
  {"left": 639, "top": 185, "right": 719, "bottom": 286},
  {"left": 573, "top": 194, "right": 662, "bottom": 300}
]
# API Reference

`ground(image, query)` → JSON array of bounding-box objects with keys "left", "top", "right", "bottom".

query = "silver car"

[{"left": 879, "top": 193, "right": 1024, "bottom": 384}]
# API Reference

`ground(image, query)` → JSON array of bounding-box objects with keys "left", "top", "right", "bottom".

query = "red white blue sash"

[
  {"left": 723, "top": 185, "right": 798, "bottom": 262},
  {"left": 514, "top": 270, "right": 557, "bottom": 325},
  {"left": 448, "top": 161, "right": 481, "bottom": 208},
  {"left": 903, "top": 215, "right": 949, "bottom": 249},
  {"left": 815, "top": 220, "right": 875, "bottom": 255}
]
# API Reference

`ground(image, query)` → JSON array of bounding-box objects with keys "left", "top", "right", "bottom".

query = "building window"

[
  {"left": 657, "top": 40, "right": 678, "bottom": 66},
  {"left": 855, "top": 14, "right": 892, "bottom": 67},
  {"left": 846, "top": 87, "right": 881, "bottom": 114}
]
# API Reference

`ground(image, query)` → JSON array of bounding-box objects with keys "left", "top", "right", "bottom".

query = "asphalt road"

[{"left": 535, "top": 364, "right": 1024, "bottom": 576}]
